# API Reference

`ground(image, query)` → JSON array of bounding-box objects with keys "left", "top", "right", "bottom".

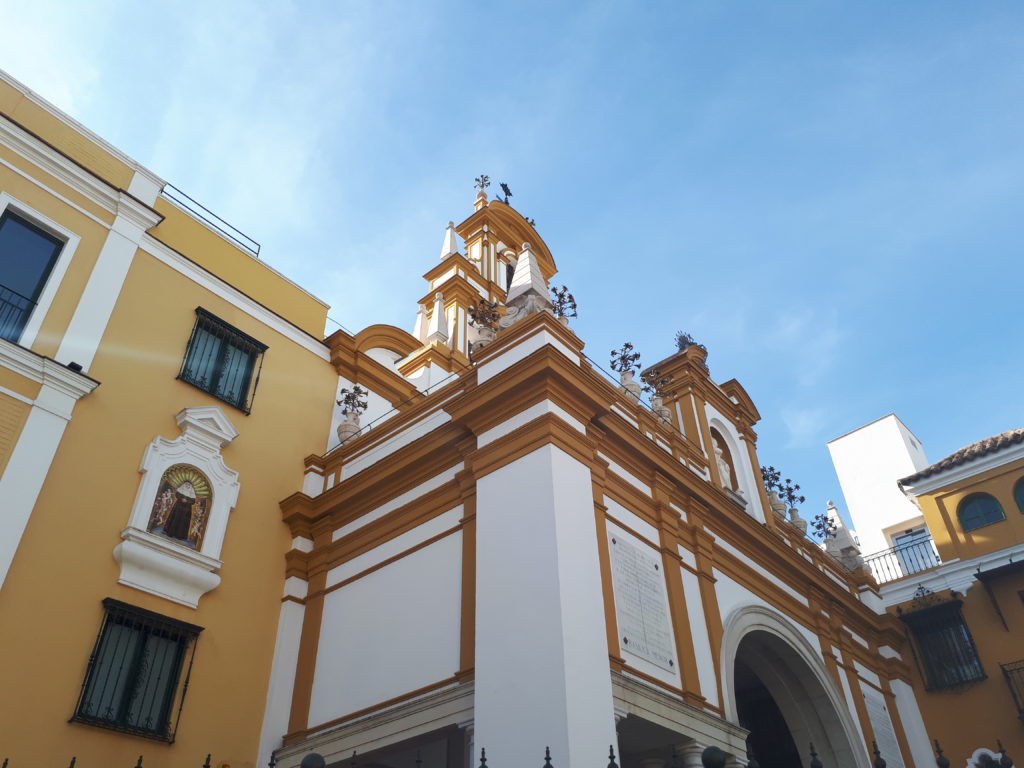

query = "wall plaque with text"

[
  {"left": 608, "top": 530, "right": 675, "bottom": 672},
  {"left": 864, "top": 688, "right": 904, "bottom": 768}
]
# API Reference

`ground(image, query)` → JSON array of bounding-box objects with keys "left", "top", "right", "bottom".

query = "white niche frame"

[{"left": 113, "top": 406, "right": 240, "bottom": 608}]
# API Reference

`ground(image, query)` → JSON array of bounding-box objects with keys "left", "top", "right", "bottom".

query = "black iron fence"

[
  {"left": 1, "top": 739, "right": 1014, "bottom": 768},
  {"left": 863, "top": 537, "right": 940, "bottom": 584},
  {"left": 0, "top": 282, "right": 33, "bottom": 343}
]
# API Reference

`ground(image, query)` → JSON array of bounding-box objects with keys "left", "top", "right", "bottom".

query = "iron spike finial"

[
  {"left": 607, "top": 745, "right": 620, "bottom": 768},
  {"left": 873, "top": 740, "right": 886, "bottom": 768},
  {"left": 69, "top": 759, "right": 77, "bottom": 768},
  {"left": 542, "top": 745, "right": 553, "bottom": 768},
  {"left": 2, "top": 758, "right": 7, "bottom": 768},
  {"left": 997, "top": 740, "right": 1013, "bottom": 768},
  {"left": 809, "top": 743, "right": 823, "bottom": 768},
  {"left": 203, "top": 755, "right": 212, "bottom": 768},
  {"left": 933, "top": 739, "right": 950, "bottom": 768},
  {"left": 351, "top": 750, "right": 358, "bottom": 768},
  {"left": 479, "top": 747, "right": 487, "bottom": 768},
  {"left": 135, "top": 756, "right": 144, "bottom": 768},
  {"left": 269, "top": 753, "right": 278, "bottom": 768}
]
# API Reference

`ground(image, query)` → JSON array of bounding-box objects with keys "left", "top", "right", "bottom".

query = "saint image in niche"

[{"left": 147, "top": 464, "right": 213, "bottom": 550}]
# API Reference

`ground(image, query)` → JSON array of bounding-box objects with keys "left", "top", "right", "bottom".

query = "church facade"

[{"left": 0, "top": 68, "right": 958, "bottom": 768}]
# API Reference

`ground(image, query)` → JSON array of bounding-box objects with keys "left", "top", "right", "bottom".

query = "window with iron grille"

[
  {"left": 178, "top": 308, "right": 267, "bottom": 413},
  {"left": 900, "top": 599, "right": 985, "bottom": 690},
  {"left": 71, "top": 599, "right": 203, "bottom": 741},
  {"left": 1001, "top": 659, "right": 1024, "bottom": 721}
]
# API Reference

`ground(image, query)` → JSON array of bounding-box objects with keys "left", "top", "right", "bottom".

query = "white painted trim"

[
  {"left": 598, "top": 452, "right": 651, "bottom": 495},
  {"left": 715, "top": 537, "right": 811, "bottom": 606},
  {"left": 900, "top": 440, "right": 1024, "bottom": 496},
  {"left": 0, "top": 157, "right": 110, "bottom": 229},
  {"left": 140, "top": 234, "right": 330, "bottom": 360},
  {"left": 0, "top": 192, "right": 82, "bottom": 348},
  {"left": 55, "top": 194, "right": 160, "bottom": 371},
  {"left": 0, "top": 339, "right": 98, "bottom": 411},
  {"left": 0, "top": 113, "right": 118, "bottom": 212},
  {"left": 332, "top": 463, "right": 464, "bottom": 541},
  {"left": 878, "top": 542, "right": 1024, "bottom": 606}
]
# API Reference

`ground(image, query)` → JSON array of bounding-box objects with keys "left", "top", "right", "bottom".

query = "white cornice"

[
  {"left": 0, "top": 114, "right": 118, "bottom": 213},
  {"left": 900, "top": 442, "right": 1024, "bottom": 497},
  {"left": 116, "top": 190, "right": 162, "bottom": 232},
  {"left": 0, "top": 339, "right": 99, "bottom": 400},
  {"left": 878, "top": 542, "right": 1024, "bottom": 607},
  {"left": 140, "top": 234, "right": 331, "bottom": 361}
]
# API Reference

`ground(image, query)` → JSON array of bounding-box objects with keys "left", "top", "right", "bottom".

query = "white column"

[
  {"left": 0, "top": 353, "right": 97, "bottom": 589},
  {"left": 474, "top": 444, "right": 616, "bottom": 767},
  {"left": 55, "top": 191, "right": 159, "bottom": 372},
  {"left": 676, "top": 744, "right": 705, "bottom": 768},
  {"left": 257, "top": 584, "right": 308, "bottom": 768}
]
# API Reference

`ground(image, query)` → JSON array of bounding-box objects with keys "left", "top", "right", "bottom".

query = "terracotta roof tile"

[{"left": 899, "top": 427, "right": 1024, "bottom": 487}]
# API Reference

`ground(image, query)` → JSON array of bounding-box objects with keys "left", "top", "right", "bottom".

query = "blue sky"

[{"left": 3, "top": 1, "right": 1022, "bottom": 531}]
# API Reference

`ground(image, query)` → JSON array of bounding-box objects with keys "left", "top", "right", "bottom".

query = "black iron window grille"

[
  {"left": 178, "top": 307, "right": 267, "bottom": 414},
  {"left": 900, "top": 598, "right": 985, "bottom": 690},
  {"left": 71, "top": 598, "right": 203, "bottom": 742},
  {"left": 0, "top": 209, "right": 64, "bottom": 344},
  {"left": 1001, "top": 659, "right": 1024, "bottom": 722}
]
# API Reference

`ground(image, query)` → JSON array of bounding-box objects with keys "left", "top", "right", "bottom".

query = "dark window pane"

[
  {"left": 0, "top": 211, "right": 63, "bottom": 342},
  {"left": 1014, "top": 478, "right": 1024, "bottom": 514},
  {"left": 73, "top": 600, "right": 201, "bottom": 741},
  {"left": 178, "top": 309, "right": 266, "bottom": 413}
]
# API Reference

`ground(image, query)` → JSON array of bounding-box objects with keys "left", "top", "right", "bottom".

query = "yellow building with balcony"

[{"left": 830, "top": 419, "right": 1024, "bottom": 766}]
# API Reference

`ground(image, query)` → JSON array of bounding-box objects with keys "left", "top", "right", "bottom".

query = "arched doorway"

[{"left": 722, "top": 608, "right": 866, "bottom": 768}]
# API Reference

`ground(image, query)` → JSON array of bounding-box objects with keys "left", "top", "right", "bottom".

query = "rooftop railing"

[{"left": 863, "top": 536, "right": 940, "bottom": 585}]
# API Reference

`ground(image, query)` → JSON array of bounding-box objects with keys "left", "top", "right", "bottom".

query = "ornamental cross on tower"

[{"left": 474, "top": 174, "right": 490, "bottom": 192}]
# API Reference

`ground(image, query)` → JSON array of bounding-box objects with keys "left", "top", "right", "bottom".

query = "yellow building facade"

[
  {"left": 0, "top": 69, "right": 337, "bottom": 766},
  {"left": 893, "top": 432, "right": 1024, "bottom": 764}
]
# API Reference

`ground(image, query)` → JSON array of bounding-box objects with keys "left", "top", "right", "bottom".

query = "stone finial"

[
  {"left": 426, "top": 292, "right": 449, "bottom": 345},
  {"left": 413, "top": 304, "right": 428, "bottom": 342},
  {"left": 500, "top": 242, "right": 552, "bottom": 327},
  {"left": 439, "top": 221, "right": 459, "bottom": 260}
]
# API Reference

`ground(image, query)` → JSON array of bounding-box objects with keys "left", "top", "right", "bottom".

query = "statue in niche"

[
  {"left": 147, "top": 464, "right": 213, "bottom": 550},
  {"left": 712, "top": 435, "right": 734, "bottom": 490}
]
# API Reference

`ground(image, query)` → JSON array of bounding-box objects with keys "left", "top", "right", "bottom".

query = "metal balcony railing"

[
  {"left": 1002, "top": 660, "right": 1024, "bottom": 723},
  {"left": 0, "top": 282, "right": 33, "bottom": 343},
  {"left": 863, "top": 537, "right": 941, "bottom": 584}
]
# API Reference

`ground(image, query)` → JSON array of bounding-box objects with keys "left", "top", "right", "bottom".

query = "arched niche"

[
  {"left": 113, "top": 406, "right": 240, "bottom": 608},
  {"left": 720, "top": 605, "right": 868, "bottom": 768}
]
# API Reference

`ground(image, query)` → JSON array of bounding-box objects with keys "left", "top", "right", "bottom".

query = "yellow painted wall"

[
  {"left": 150, "top": 198, "right": 329, "bottom": 339},
  {"left": 0, "top": 249, "right": 337, "bottom": 766},
  {"left": 916, "top": 463, "right": 1024, "bottom": 562},
  {"left": 0, "top": 76, "right": 134, "bottom": 191},
  {"left": 0, "top": 392, "right": 30, "bottom": 476},
  {"left": 895, "top": 576, "right": 1024, "bottom": 763}
]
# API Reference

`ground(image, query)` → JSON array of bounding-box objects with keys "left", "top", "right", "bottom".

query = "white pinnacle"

[
  {"left": 413, "top": 303, "right": 428, "bottom": 342},
  {"left": 439, "top": 221, "right": 459, "bottom": 261},
  {"left": 505, "top": 242, "right": 551, "bottom": 309},
  {"left": 426, "top": 292, "right": 449, "bottom": 345}
]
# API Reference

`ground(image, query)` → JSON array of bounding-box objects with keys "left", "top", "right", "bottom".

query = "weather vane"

[
  {"left": 497, "top": 182, "right": 512, "bottom": 203},
  {"left": 474, "top": 175, "right": 491, "bottom": 192}
]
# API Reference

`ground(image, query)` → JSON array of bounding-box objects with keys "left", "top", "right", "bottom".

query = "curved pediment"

[{"left": 456, "top": 200, "right": 557, "bottom": 280}]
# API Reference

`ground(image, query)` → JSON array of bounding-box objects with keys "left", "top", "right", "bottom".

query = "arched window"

[
  {"left": 957, "top": 493, "right": 1005, "bottom": 532},
  {"left": 710, "top": 427, "right": 738, "bottom": 491},
  {"left": 1014, "top": 477, "right": 1024, "bottom": 514}
]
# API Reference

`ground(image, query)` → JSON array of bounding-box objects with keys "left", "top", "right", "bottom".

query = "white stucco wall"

[
  {"left": 827, "top": 415, "right": 928, "bottom": 555},
  {"left": 474, "top": 444, "right": 616, "bottom": 768},
  {"left": 308, "top": 532, "right": 462, "bottom": 726}
]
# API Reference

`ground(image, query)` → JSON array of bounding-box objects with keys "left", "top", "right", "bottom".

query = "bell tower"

[{"left": 399, "top": 181, "right": 558, "bottom": 388}]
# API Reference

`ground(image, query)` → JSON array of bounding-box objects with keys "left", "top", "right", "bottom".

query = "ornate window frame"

[{"left": 113, "top": 406, "right": 239, "bottom": 608}]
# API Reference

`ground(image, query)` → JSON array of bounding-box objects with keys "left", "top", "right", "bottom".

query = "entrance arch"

[{"left": 720, "top": 606, "right": 866, "bottom": 768}]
